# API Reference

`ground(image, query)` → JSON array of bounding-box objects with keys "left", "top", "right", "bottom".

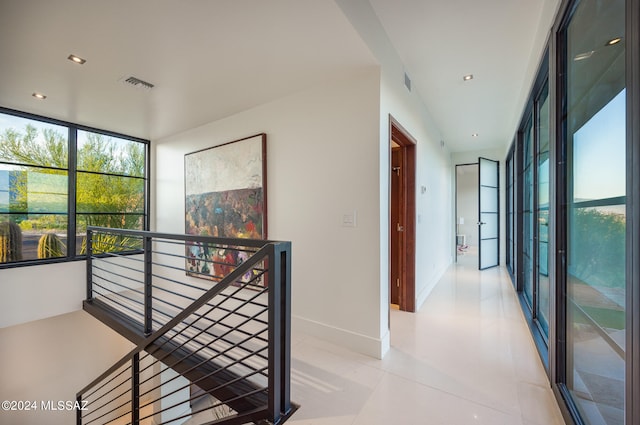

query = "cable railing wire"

[
  {"left": 138, "top": 289, "right": 270, "bottom": 385},
  {"left": 78, "top": 226, "right": 296, "bottom": 425}
]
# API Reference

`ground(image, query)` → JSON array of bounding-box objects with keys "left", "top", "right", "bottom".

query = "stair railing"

[{"left": 77, "top": 227, "right": 295, "bottom": 425}]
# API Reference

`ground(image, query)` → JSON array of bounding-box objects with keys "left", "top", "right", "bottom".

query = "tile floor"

[
  {"left": 287, "top": 253, "right": 566, "bottom": 425},
  {"left": 0, "top": 250, "right": 567, "bottom": 425}
]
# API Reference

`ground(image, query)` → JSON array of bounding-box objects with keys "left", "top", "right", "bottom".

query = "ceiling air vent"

[{"left": 120, "top": 76, "right": 155, "bottom": 90}]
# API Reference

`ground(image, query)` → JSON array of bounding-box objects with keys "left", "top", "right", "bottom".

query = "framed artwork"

[{"left": 184, "top": 133, "right": 267, "bottom": 283}]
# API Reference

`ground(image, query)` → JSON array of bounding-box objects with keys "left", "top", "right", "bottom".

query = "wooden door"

[
  {"left": 391, "top": 147, "right": 403, "bottom": 305},
  {"left": 389, "top": 117, "right": 416, "bottom": 313}
]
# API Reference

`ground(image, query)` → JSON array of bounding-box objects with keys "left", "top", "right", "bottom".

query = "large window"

[
  {"left": 561, "top": 0, "right": 625, "bottom": 422},
  {"left": 506, "top": 146, "right": 516, "bottom": 279},
  {"left": 536, "top": 82, "right": 550, "bottom": 338},
  {"left": 75, "top": 129, "right": 146, "bottom": 255},
  {"left": 0, "top": 109, "right": 148, "bottom": 264},
  {"left": 517, "top": 75, "right": 551, "bottom": 348},
  {"left": 508, "top": 0, "right": 638, "bottom": 422},
  {"left": 522, "top": 117, "right": 535, "bottom": 307}
]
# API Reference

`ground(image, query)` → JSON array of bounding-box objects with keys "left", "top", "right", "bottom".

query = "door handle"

[
  {"left": 397, "top": 223, "right": 404, "bottom": 232},
  {"left": 477, "top": 222, "right": 486, "bottom": 225}
]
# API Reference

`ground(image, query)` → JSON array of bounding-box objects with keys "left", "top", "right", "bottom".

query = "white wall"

[
  {"left": 0, "top": 1, "right": 457, "bottom": 361},
  {"left": 153, "top": 70, "right": 385, "bottom": 358},
  {"left": 0, "top": 310, "right": 133, "bottom": 425},
  {"left": 0, "top": 261, "right": 85, "bottom": 328},
  {"left": 379, "top": 80, "right": 454, "bottom": 313},
  {"left": 336, "top": 0, "right": 454, "bottom": 322}
]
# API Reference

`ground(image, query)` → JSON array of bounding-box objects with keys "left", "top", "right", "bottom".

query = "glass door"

[
  {"left": 536, "top": 82, "right": 550, "bottom": 337},
  {"left": 523, "top": 118, "right": 534, "bottom": 306},
  {"left": 478, "top": 157, "right": 499, "bottom": 270},
  {"left": 560, "top": 0, "right": 626, "bottom": 422},
  {"left": 506, "top": 147, "right": 516, "bottom": 280}
]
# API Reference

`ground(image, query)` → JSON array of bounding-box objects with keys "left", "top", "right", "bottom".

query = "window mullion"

[{"left": 68, "top": 127, "right": 77, "bottom": 257}]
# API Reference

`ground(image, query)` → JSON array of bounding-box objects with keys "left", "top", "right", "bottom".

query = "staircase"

[{"left": 77, "top": 227, "right": 297, "bottom": 425}]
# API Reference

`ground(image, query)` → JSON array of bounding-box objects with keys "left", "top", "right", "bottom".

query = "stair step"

[{"left": 83, "top": 299, "right": 270, "bottom": 421}]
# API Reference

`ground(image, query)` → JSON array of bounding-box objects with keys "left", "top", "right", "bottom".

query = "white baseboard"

[
  {"left": 416, "top": 259, "right": 451, "bottom": 311},
  {"left": 292, "top": 315, "right": 388, "bottom": 359}
]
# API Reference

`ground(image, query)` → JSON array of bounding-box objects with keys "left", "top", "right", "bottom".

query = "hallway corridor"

[{"left": 288, "top": 262, "right": 565, "bottom": 424}]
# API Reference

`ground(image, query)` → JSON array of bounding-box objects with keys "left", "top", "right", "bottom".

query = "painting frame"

[{"left": 184, "top": 133, "right": 267, "bottom": 283}]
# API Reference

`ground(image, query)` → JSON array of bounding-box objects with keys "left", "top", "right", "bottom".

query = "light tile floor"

[{"left": 288, "top": 257, "right": 566, "bottom": 425}]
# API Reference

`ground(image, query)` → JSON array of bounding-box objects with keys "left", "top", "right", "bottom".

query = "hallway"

[{"left": 288, "top": 262, "right": 565, "bottom": 424}]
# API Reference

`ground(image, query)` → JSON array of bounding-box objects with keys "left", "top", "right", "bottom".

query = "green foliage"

[
  {"left": 0, "top": 221, "right": 23, "bottom": 262},
  {"left": 19, "top": 220, "right": 33, "bottom": 231},
  {"left": 0, "top": 124, "right": 145, "bottom": 234},
  {"left": 80, "top": 233, "right": 142, "bottom": 255},
  {"left": 0, "top": 124, "right": 68, "bottom": 168},
  {"left": 77, "top": 132, "right": 145, "bottom": 176},
  {"left": 579, "top": 305, "right": 625, "bottom": 330},
  {"left": 570, "top": 207, "right": 625, "bottom": 288},
  {"left": 76, "top": 133, "right": 145, "bottom": 230},
  {"left": 37, "top": 233, "right": 65, "bottom": 259},
  {"left": 18, "top": 216, "right": 67, "bottom": 232}
]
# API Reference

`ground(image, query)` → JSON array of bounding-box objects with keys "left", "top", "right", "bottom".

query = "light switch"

[{"left": 342, "top": 210, "right": 357, "bottom": 227}]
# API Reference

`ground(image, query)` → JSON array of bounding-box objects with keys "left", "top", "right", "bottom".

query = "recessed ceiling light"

[
  {"left": 32, "top": 92, "right": 47, "bottom": 100},
  {"left": 574, "top": 51, "right": 594, "bottom": 61},
  {"left": 68, "top": 54, "right": 86, "bottom": 64},
  {"left": 472, "top": 133, "right": 479, "bottom": 138},
  {"left": 463, "top": 74, "right": 474, "bottom": 81},
  {"left": 606, "top": 37, "right": 623, "bottom": 46}
]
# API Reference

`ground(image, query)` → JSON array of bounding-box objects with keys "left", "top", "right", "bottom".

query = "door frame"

[
  {"left": 389, "top": 116, "right": 416, "bottom": 312},
  {"left": 478, "top": 157, "right": 500, "bottom": 270},
  {"left": 454, "top": 162, "right": 479, "bottom": 263}
]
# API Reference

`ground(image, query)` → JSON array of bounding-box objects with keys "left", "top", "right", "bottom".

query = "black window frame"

[
  {"left": 0, "top": 106, "right": 150, "bottom": 268},
  {"left": 506, "top": 143, "right": 516, "bottom": 280},
  {"left": 510, "top": 47, "right": 552, "bottom": 373},
  {"left": 507, "top": 0, "right": 640, "bottom": 423},
  {"left": 557, "top": 0, "right": 628, "bottom": 422}
]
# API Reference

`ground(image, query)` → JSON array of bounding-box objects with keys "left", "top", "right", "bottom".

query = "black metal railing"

[{"left": 77, "top": 227, "right": 295, "bottom": 425}]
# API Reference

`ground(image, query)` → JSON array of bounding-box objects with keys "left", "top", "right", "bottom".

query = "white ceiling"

[
  {"left": 0, "top": 0, "right": 377, "bottom": 141},
  {"left": 369, "top": 0, "right": 560, "bottom": 152},
  {"left": 0, "top": 0, "right": 559, "bottom": 153}
]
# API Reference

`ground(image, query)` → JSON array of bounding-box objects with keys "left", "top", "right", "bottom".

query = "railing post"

[
  {"left": 280, "top": 242, "right": 292, "bottom": 417},
  {"left": 76, "top": 394, "right": 82, "bottom": 425},
  {"left": 144, "top": 235, "right": 153, "bottom": 335},
  {"left": 78, "top": 232, "right": 296, "bottom": 424},
  {"left": 86, "top": 228, "right": 93, "bottom": 300},
  {"left": 132, "top": 353, "right": 140, "bottom": 424},
  {"left": 267, "top": 241, "right": 293, "bottom": 422},
  {"left": 267, "top": 244, "right": 282, "bottom": 424}
]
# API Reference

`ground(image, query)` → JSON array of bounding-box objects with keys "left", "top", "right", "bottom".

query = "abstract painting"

[{"left": 184, "top": 133, "right": 267, "bottom": 283}]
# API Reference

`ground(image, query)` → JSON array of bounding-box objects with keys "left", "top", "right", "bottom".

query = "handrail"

[
  {"left": 77, "top": 227, "right": 296, "bottom": 425},
  {"left": 85, "top": 225, "right": 274, "bottom": 248}
]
